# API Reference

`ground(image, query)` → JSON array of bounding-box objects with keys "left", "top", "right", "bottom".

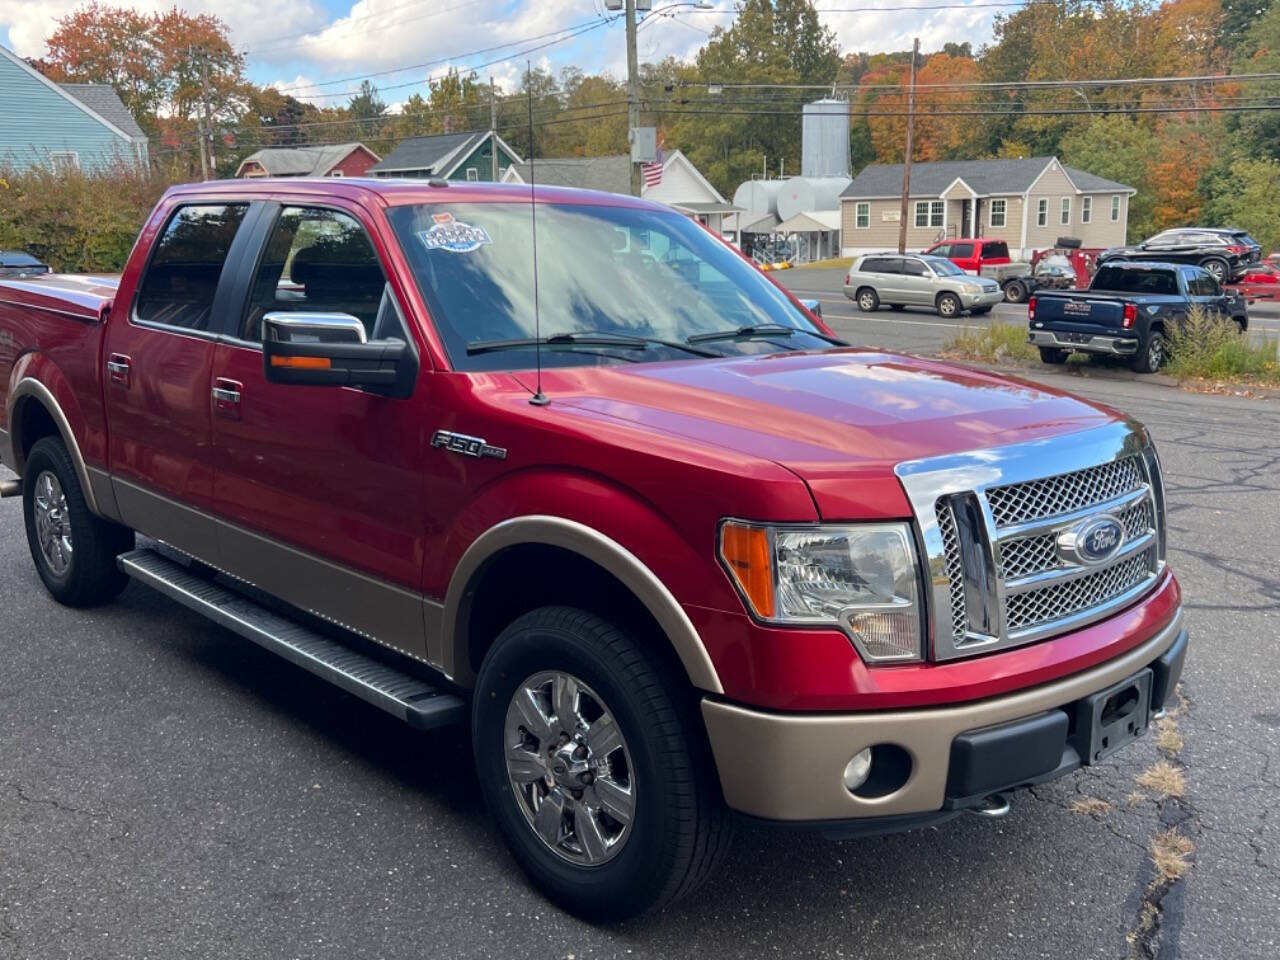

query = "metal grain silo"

[{"left": 801, "top": 99, "right": 850, "bottom": 179}]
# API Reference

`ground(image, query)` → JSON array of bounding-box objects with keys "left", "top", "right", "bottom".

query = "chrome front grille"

[
  {"left": 986, "top": 456, "right": 1145, "bottom": 528},
  {"left": 896, "top": 423, "right": 1167, "bottom": 661}
]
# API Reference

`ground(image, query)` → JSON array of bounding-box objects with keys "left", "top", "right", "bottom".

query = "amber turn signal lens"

[
  {"left": 270, "top": 355, "right": 331, "bottom": 369},
  {"left": 719, "top": 522, "right": 775, "bottom": 618}
]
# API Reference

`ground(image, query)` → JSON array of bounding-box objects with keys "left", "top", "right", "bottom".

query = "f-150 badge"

[
  {"left": 418, "top": 213, "right": 492, "bottom": 254},
  {"left": 431, "top": 430, "right": 507, "bottom": 460}
]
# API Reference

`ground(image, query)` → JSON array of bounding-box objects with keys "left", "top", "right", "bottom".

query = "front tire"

[
  {"left": 473, "top": 606, "right": 731, "bottom": 920},
  {"left": 1200, "top": 257, "right": 1229, "bottom": 284},
  {"left": 22, "top": 437, "right": 133, "bottom": 607},
  {"left": 971, "top": 306, "right": 993, "bottom": 316},
  {"left": 1131, "top": 330, "right": 1166, "bottom": 373},
  {"left": 856, "top": 287, "right": 880, "bottom": 312},
  {"left": 937, "top": 293, "right": 962, "bottom": 318}
]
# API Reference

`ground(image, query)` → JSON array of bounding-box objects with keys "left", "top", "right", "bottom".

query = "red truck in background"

[{"left": 0, "top": 179, "right": 1187, "bottom": 920}]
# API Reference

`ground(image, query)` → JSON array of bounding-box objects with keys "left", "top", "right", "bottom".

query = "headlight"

[{"left": 719, "top": 521, "right": 924, "bottom": 662}]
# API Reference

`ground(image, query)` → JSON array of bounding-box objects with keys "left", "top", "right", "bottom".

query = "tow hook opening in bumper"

[{"left": 0, "top": 478, "right": 20, "bottom": 498}]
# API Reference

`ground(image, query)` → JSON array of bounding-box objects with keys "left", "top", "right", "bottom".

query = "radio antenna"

[{"left": 526, "top": 60, "right": 548, "bottom": 407}]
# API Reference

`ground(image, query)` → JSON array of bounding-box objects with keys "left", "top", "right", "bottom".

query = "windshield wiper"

[
  {"left": 467, "top": 330, "right": 719, "bottom": 358},
  {"left": 687, "top": 323, "right": 845, "bottom": 346}
]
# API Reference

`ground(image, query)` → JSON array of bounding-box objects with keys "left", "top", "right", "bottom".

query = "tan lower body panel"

[
  {"left": 702, "top": 610, "right": 1183, "bottom": 821},
  {"left": 113, "top": 478, "right": 433, "bottom": 663}
]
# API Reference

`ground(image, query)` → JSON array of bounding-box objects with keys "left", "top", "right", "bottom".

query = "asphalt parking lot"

[
  {"left": 778, "top": 265, "right": 1280, "bottom": 357},
  {"left": 1, "top": 334, "right": 1277, "bottom": 958}
]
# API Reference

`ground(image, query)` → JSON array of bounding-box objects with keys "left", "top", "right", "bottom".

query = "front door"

[
  {"left": 104, "top": 200, "right": 255, "bottom": 555},
  {"left": 208, "top": 202, "right": 433, "bottom": 659}
]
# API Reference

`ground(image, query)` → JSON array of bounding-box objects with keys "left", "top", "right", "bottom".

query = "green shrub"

[
  {"left": 1165, "top": 307, "right": 1280, "bottom": 385},
  {"left": 943, "top": 322, "right": 1037, "bottom": 364},
  {"left": 0, "top": 166, "right": 171, "bottom": 273}
]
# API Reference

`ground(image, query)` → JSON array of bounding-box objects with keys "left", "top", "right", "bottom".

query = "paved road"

[
  {"left": 779, "top": 266, "right": 1280, "bottom": 357},
  {"left": 1, "top": 374, "right": 1277, "bottom": 959}
]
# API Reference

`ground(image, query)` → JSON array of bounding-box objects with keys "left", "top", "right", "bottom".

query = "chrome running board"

[{"left": 118, "top": 547, "right": 465, "bottom": 730}]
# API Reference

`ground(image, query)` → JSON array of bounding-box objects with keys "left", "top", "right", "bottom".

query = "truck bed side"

[{"left": 0, "top": 275, "right": 118, "bottom": 488}]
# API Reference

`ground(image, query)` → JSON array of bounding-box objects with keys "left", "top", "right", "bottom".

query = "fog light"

[{"left": 843, "top": 748, "right": 873, "bottom": 792}]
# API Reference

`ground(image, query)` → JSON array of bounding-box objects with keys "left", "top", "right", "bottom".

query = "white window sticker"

[{"left": 418, "top": 212, "right": 492, "bottom": 253}]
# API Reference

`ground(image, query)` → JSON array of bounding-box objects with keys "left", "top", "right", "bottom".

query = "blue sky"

[{"left": 0, "top": 0, "right": 1006, "bottom": 109}]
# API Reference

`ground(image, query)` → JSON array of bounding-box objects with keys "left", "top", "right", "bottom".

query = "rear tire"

[
  {"left": 22, "top": 436, "right": 133, "bottom": 607},
  {"left": 473, "top": 606, "right": 731, "bottom": 921},
  {"left": 1003, "top": 280, "right": 1027, "bottom": 304},
  {"left": 1130, "top": 331, "right": 1166, "bottom": 373},
  {"left": 856, "top": 287, "right": 880, "bottom": 312},
  {"left": 1038, "top": 347, "right": 1069, "bottom": 365},
  {"left": 936, "top": 293, "right": 961, "bottom": 318}
]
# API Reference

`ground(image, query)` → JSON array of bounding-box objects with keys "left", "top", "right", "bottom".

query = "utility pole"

[
  {"left": 199, "top": 53, "right": 215, "bottom": 177},
  {"left": 490, "top": 76, "right": 499, "bottom": 181},
  {"left": 625, "top": 0, "right": 641, "bottom": 197},
  {"left": 191, "top": 47, "right": 209, "bottom": 180},
  {"left": 897, "top": 37, "right": 919, "bottom": 255}
]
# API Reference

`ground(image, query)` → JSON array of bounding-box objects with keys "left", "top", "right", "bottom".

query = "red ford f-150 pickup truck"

[{"left": 0, "top": 179, "right": 1186, "bottom": 920}]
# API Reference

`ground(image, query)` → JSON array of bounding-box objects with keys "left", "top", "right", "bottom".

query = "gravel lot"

[{"left": 0, "top": 331, "right": 1276, "bottom": 958}]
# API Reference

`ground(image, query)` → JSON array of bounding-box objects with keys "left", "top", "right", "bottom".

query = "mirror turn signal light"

[{"left": 269, "top": 355, "right": 332, "bottom": 369}]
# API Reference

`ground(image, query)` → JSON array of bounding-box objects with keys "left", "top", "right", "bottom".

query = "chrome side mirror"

[
  {"left": 262, "top": 311, "right": 368, "bottom": 344},
  {"left": 261, "top": 311, "right": 415, "bottom": 398}
]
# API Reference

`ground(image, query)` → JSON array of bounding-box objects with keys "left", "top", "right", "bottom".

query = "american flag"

[{"left": 641, "top": 145, "right": 664, "bottom": 188}]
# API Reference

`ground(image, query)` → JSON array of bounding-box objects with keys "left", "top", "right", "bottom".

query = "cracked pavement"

[{"left": 1, "top": 373, "right": 1277, "bottom": 959}]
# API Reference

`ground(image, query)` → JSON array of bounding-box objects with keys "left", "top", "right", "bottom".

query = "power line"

[
  {"left": 650, "top": 102, "right": 1280, "bottom": 118},
  {"left": 686, "top": 71, "right": 1280, "bottom": 92}
]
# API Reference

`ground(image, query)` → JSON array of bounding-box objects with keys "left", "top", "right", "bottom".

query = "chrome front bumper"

[
  {"left": 1029, "top": 329, "right": 1139, "bottom": 356},
  {"left": 702, "top": 609, "right": 1184, "bottom": 822}
]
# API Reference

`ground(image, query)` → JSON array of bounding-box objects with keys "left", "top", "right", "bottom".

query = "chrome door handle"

[
  {"left": 211, "top": 386, "right": 241, "bottom": 404},
  {"left": 212, "top": 378, "right": 244, "bottom": 420},
  {"left": 106, "top": 354, "right": 131, "bottom": 387}
]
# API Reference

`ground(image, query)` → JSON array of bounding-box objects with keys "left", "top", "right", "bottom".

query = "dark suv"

[{"left": 1098, "top": 228, "right": 1262, "bottom": 283}]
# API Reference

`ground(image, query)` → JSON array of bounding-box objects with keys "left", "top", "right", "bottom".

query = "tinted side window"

[
  {"left": 931, "top": 244, "right": 951, "bottom": 258},
  {"left": 902, "top": 259, "right": 928, "bottom": 276},
  {"left": 951, "top": 243, "right": 974, "bottom": 258},
  {"left": 861, "top": 257, "right": 898, "bottom": 273},
  {"left": 243, "top": 206, "right": 386, "bottom": 341},
  {"left": 982, "top": 242, "right": 1008, "bottom": 258},
  {"left": 135, "top": 204, "right": 248, "bottom": 331}
]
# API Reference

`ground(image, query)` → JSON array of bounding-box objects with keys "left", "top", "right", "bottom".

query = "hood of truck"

[{"left": 526, "top": 349, "right": 1119, "bottom": 519}]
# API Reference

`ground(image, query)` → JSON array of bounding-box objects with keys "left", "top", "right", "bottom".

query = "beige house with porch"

[{"left": 839, "top": 157, "right": 1135, "bottom": 258}]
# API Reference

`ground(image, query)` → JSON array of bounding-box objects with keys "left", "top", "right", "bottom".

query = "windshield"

[
  {"left": 926, "top": 257, "right": 965, "bottom": 276},
  {"left": 386, "top": 202, "right": 830, "bottom": 370}
]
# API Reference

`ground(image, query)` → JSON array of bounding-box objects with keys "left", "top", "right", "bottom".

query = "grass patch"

[
  {"left": 943, "top": 322, "right": 1037, "bottom": 364},
  {"left": 1136, "top": 760, "right": 1186, "bottom": 799},
  {"left": 1165, "top": 308, "right": 1280, "bottom": 386},
  {"left": 1150, "top": 828, "right": 1195, "bottom": 883},
  {"left": 1070, "top": 796, "right": 1112, "bottom": 816},
  {"left": 793, "top": 256, "right": 854, "bottom": 271},
  {"left": 1155, "top": 717, "right": 1184, "bottom": 756}
]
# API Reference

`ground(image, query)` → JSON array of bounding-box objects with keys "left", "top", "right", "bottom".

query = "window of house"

[
  {"left": 134, "top": 204, "right": 249, "bottom": 332},
  {"left": 1081, "top": 196, "right": 1092, "bottom": 224},
  {"left": 1037, "top": 199, "right": 1048, "bottom": 227},
  {"left": 914, "top": 201, "right": 930, "bottom": 228},
  {"left": 242, "top": 206, "right": 388, "bottom": 342},
  {"left": 915, "top": 200, "right": 943, "bottom": 228},
  {"left": 855, "top": 202, "right": 870, "bottom": 229},
  {"left": 989, "top": 198, "right": 1006, "bottom": 228},
  {"left": 1060, "top": 197, "right": 1072, "bottom": 225},
  {"left": 48, "top": 151, "right": 80, "bottom": 173},
  {"left": 1111, "top": 195, "right": 1121, "bottom": 221},
  {"left": 466, "top": 167, "right": 479, "bottom": 181}
]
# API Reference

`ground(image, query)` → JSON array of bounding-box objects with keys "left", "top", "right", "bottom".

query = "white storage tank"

[
  {"left": 731, "top": 178, "right": 788, "bottom": 217},
  {"left": 802, "top": 99, "right": 850, "bottom": 178},
  {"left": 775, "top": 176, "right": 852, "bottom": 222}
]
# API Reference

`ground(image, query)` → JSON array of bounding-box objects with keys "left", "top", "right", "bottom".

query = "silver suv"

[{"left": 843, "top": 253, "right": 1004, "bottom": 317}]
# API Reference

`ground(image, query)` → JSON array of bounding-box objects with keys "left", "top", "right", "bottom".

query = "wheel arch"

[
  {"left": 7, "top": 378, "right": 103, "bottom": 515},
  {"left": 438, "top": 515, "right": 723, "bottom": 695}
]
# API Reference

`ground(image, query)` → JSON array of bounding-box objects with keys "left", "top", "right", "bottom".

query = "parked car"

[
  {"left": 1029, "top": 260, "right": 1248, "bottom": 372},
  {"left": 844, "top": 252, "right": 1004, "bottom": 316},
  {"left": 1, "top": 179, "right": 1186, "bottom": 920},
  {"left": 0, "top": 251, "right": 50, "bottom": 278},
  {"left": 1098, "top": 227, "right": 1262, "bottom": 283},
  {"left": 922, "top": 238, "right": 1038, "bottom": 303}
]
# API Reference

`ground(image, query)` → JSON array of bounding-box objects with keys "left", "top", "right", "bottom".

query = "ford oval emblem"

[{"left": 1057, "top": 515, "right": 1126, "bottom": 566}]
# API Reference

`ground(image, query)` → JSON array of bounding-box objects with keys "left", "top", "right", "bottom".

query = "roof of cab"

[{"left": 164, "top": 177, "right": 664, "bottom": 211}]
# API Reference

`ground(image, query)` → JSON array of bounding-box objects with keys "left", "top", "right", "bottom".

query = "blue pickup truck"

[{"left": 1028, "top": 261, "right": 1248, "bottom": 373}]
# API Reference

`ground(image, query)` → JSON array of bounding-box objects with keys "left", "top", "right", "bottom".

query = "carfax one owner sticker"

[{"left": 419, "top": 212, "right": 493, "bottom": 253}]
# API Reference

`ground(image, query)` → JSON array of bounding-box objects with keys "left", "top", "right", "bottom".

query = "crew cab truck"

[
  {"left": 0, "top": 179, "right": 1187, "bottom": 921},
  {"left": 1029, "top": 260, "right": 1248, "bottom": 373}
]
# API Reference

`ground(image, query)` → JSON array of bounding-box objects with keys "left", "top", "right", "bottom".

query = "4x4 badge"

[{"left": 431, "top": 430, "right": 507, "bottom": 460}]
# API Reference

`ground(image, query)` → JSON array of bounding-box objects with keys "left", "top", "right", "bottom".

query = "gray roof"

[
  {"left": 840, "top": 157, "right": 1133, "bottom": 199},
  {"left": 369, "top": 131, "right": 481, "bottom": 174},
  {"left": 236, "top": 143, "right": 372, "bottom": 177},
  {"left": 58, "top": 83, "right": 146, "bottom": 140},
  {"left": 508, "top": 155, "right": 631, "bottom": 195}
]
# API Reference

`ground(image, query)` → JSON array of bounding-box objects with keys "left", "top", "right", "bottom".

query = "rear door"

[
  {"left": 207, "top": 199, "right": 433, "bottom": 659},
  {"left": 104, "top": 199, "right": 259, "bottom": 555}
]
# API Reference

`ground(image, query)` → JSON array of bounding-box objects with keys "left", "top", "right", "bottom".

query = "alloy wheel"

[
  {"left": 32, "top": 470, "right": 73, "bottom": 576},
  {"left": 504, "top": 671, "right": 636, "bottom": 866}
]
